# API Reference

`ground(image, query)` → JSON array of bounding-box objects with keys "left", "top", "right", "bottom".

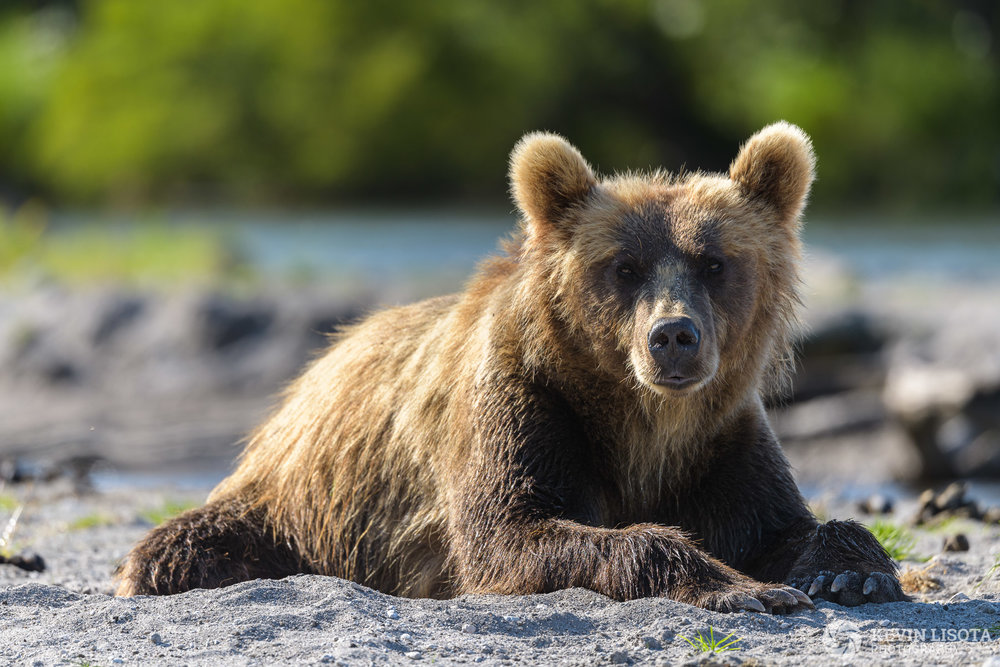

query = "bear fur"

[{"left": 116, "top": 123, "right": 905, "bottom": 611}]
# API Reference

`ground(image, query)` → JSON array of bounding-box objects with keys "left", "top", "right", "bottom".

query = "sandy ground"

[{"left": 1, "top": 478, "right": 999, "bottom": 666}]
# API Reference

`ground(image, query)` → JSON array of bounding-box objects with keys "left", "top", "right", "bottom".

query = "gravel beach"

[{"left": 1, "top": 479, "right": 999, "bottom": 666}]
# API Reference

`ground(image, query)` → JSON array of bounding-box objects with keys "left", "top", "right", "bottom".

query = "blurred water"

[
  {"left": 805, "top": 217, "right": 1000, "bottom": 283},
  {"left": 229, "top": 212, "right": 1000, "bottom": 286},
  {"left": 52, "top": 210, "right": 1000, "bottom": 286}
]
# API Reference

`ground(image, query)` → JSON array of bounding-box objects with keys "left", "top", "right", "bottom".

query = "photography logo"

[{"left": 823, "top": 620, "right": 863, "bottom": 655}]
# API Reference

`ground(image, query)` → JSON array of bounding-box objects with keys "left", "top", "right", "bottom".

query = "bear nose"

[{"left": 648, "top": 317, "right": 700, "bottom": 356}]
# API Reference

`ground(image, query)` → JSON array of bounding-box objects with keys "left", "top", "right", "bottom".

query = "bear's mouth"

[{"left": 653, "top": 375, "right": 699, "bottom": 391}]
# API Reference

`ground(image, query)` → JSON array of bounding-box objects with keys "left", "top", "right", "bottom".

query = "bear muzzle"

[{"left": 647, "top": 316, "right": 706, "bottom": 390}]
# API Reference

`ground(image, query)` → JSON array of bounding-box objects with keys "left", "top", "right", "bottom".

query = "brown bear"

[{"left": 116, "top": 122, "right": 905, "bottom": 611}]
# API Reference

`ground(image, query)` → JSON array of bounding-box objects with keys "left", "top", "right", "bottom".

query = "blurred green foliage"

[
  {"left": 0, "top": 203, "right": 239, "bottom": 286},
  {"left": 0, "top": 0, "right": 996, "bottom": 209}
]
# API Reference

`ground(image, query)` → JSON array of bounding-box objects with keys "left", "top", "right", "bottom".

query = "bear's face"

[{"left": 510, "top": 123, "right": 814, "bottom": 398}]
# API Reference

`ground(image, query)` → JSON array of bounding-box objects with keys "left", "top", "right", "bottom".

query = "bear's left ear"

[
  {"left": 729, "top": 122, "right": 815, "bottom": 224},
  {"left": 510, "top": 132, "right": 597, "bottom": 237}
]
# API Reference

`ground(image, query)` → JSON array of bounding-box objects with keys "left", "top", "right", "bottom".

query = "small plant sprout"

[
  {"left": 974, "top": 553, "right": 999, "bottom": 592},
  {"left": 868, "top": 520, "right": 917, "bottom": 561},
  {"left": 680, "top": 626, "right": 743, "bottom": 653},
  {"left": 0, "top": 505, "right": 23, "bottom": 557}
]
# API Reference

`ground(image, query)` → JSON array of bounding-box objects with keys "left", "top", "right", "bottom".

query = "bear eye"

[
  {"left": 705, "top": 259, "right": 724, "bottom": 276},
  {"left": 616, "top": 262, "right": 639, "bottom": 282}
]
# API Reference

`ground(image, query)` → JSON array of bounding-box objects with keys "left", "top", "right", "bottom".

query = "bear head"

[{"left": 509, "top": 122, "right": 814, "bottom": 406}]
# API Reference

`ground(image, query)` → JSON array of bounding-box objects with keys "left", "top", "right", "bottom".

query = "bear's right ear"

[
  {"left": 510, "top": 132, "right": 596, "bottom": 237},
  {"left": 729, "top": 122, "right": 815, "bottom": 226}
]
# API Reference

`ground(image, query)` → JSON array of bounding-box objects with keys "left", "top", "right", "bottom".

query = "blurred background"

[{"left": 0, "top": 0, "right": 998, "bottom": 502}]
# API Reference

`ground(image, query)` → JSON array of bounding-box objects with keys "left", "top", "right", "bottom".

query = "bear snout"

[
  {"left": 647, "top": 316, "right": 703, "bottom": 388},
  {"left": 648, "top": 316, "right": 700, "bottom": 355}
]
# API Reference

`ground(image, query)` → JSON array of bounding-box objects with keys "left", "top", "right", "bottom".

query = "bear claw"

[
  {"left": 792, "top": 569, "right": 904, "bottom": 606},
  {"left": 733, "top": 594, "right": 766, "bottom": 613}
]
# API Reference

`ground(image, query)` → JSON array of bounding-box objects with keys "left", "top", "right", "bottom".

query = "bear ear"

[
  {"left": 729, "top": 122, "right": 815, "bottom": 224},
  {"left": 510, "top": 132, "right": 597, "bottom": 236}
]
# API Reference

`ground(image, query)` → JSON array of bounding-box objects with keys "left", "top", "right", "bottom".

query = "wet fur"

[{"left": 117, "top": 124, "right": 903, "bottom": 608}]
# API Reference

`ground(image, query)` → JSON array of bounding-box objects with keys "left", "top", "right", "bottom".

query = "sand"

[{"left": 1, "top": 480, "right": 999, "bottom": 666}]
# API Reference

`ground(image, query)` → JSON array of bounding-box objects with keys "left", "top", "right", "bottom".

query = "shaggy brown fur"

[{"left": 117, "top": 123, "right": 905, "bottom": 611}]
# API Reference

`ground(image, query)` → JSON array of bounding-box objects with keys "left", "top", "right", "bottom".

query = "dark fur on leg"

[{"left": 115, "top": 497, "right": 309, "bottom": 596}]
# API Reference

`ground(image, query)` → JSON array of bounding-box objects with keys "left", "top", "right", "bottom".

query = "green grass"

[
  {"left": 69, "top": 513, "right": 117, "bottom": 530},
  {"left": 920, "top": 515, "right": 958, "bottom": 533},
  {"left": 680, "top": 626, "right": 743, "bottom": 653},
  {"left": 0, "top": 206, "right": 245, "bottom": 286},
  {"left": 972, "top": 553, "right": 999, "bottom": 592},
  {"left": 868, "top": 520, "right": 917, "bottom": 561},
  {"left": 140, "top": 499, "right": 198, "bottom": 526},
  {"left": 0, "top": 492, "right": 18, "bottom": 512}
]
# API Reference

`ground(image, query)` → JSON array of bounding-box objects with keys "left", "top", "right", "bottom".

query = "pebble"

[
  {"left": 461, "top": 623, "right": 477, "bottom": 634},
  {"left": 148, "top": 632, "right": 163, "bottom": 645},
  {"left": 857, "top": 493, "right": 894, "bottom": 515},
  {"left": 948, "top": 592, "right": 971, "bottom": 604},
  {"left": 385, "top": 607, "right": 400, "bottom": 620},
  {"left": 640, "top": 635, "right": 661, "bottom": 649},
  {"left": 942, "top": 534, "right": 970, "bottom": 552},
  {"left": 400, "top": 633, "right": 413, "bottom": 643},
  {"left": 878, "top": 619, "right": 890, "bottom": 627},
  {"left": 404, "top": 651, "right": 422, "bottom": 660},
  {"left": 610, "top": 649, "right": 629, "bottom": 664}
]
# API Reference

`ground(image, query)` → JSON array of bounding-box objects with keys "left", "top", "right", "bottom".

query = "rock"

[
  {"left": 640, "top": 636, "right": 661, "bottom": 650},
  {"left": 92, "top": 297, "right": 145, "bottom": 346},
  {"left": 0, "top": 551, "right": 46, "bottom": 573},
  {"left": 789, "top": 310, "right": 889, "bottom": 402},
  {"left": 857, "top": 493, "right": 894, "bottom": 515},
  {"left": 913, "top": 483, "right": 983, "bottom": 524},
  {"left": 772, "top": 390, "right": 886, "bottom": 441},
  {"left": 609, "top": 649, "right": 630, "bottom": 664},
  {"left": 984, "top": 507, "right": 1000, "bottom": 524},
  {"left": 942, "top": 534, "right": 970, "bottom": 552},
  {"left": 198, "top": 295, "right": 273, "bottom": 351},
  {"left": 460, "top": 623, "right": 476, "bottom": 634},
  {"left": 936, "top": 482, "right": 968, "bottom": 512},
  {"left": 884, "top": 317, "right": 1000, "bottom": 479},
  {"left": 385, "top": 607, "right": 399, "bottom": 620},
  {"left": 149, "top": 632, "right": 163, "bottom": 645},
  {"left": 0, "top": 457, "right": 34, "bottom": 483},
  {"left": 947, "top": 592, "right": 971, "bottom": 604}
]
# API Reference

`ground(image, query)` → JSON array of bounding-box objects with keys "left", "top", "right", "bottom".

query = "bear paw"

[
  {"left": 788, "top": 569, "right": 905, "bottom": 606},
  {"left": 698, "top": 581, "right": 815, "bottom": 614}
]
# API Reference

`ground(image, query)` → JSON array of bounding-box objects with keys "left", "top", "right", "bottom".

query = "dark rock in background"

[{"left": 0, "top": 287, "right": 363, "bottom": 474}]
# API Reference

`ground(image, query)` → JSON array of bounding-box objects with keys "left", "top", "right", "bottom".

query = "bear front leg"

[
  {"left": 451, "top": 513, "right": 812, "bottom": 613},
  {"left": 784, "top": 520, "right": 907, "bottom": 606},
  {"left": 116, "top": 496, "right": 309, "bottom": 596}
]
